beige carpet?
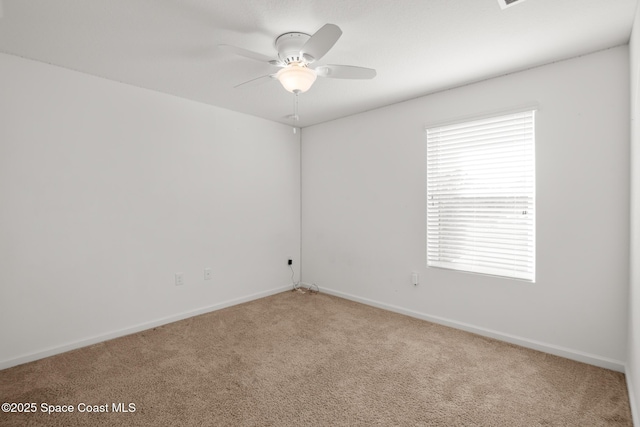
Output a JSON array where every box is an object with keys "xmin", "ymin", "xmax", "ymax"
[{"xmin": 0, "ymin": 290, "xmax": 632, "ymax": 426}]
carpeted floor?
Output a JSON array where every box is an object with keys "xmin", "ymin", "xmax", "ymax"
[{"xmin": 0, "ymin": 290, "xmax": 632, "ymax": 426}]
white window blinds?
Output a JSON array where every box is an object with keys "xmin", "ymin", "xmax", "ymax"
[{"xmin": 426, "ymin": 110, "xmax": 535, "ymax": 281}]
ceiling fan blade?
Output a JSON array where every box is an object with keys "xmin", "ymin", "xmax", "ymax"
[
  {"xmin": 218, "ymin": 44, "xmax": 274, "ymax": 64},
  {"xmin": 233, "ymin": 74, "xmax": 276, "ymax": 89},
  {"xmin": 300, "ymin": 24, "xmax": 342, "ymax": 63},
  {"xmin": 315, "ymin": 65, "xmax": 377, "ymax": 79}
]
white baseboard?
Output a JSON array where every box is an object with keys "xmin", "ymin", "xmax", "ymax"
[
  {"xmin": 0, "ymin": 285, "xmax": 290, "ymax": 371},
  {"xmin": 321, "ymin": 287, "xmax": 626, "ymax": 373},
  {"xmin": 627, "ymin": 364, "xmax": 639, "ymax": 426},
  {"xmin": 3, "ymin": 284, "xmax": 627, "ymax": 375}
]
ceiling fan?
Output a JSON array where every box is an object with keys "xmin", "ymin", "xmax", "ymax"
[{"xmin": 219, "ymin": 24, "xmax": 376, "ymax": 94}]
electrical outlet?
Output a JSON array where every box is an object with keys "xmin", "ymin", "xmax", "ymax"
[
  {"xmin": 204, "ymin": 268, "xmax": 212, "ymax": 280},
  {"xmin": 175, "ymin": 272, "xmax": 184, "ymax": 286}
]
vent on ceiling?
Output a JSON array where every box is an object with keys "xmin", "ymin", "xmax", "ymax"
[{"xmin": 498, "ymin": 0, "xmax": 527, "ymax": 9}]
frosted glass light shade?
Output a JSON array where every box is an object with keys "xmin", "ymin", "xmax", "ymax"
[{"xmin": 276, "ymin": 64, "xmax": 317, "ymax": 93}]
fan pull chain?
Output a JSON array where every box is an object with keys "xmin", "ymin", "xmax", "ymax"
[{"xmin": 292, "ymin": 92, "xmax": 299, "ymax": 134}]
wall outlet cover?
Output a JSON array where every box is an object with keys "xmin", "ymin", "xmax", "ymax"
[{"xmin": 175, "ymin": 272, "xmax": 184, "ymax": 286}]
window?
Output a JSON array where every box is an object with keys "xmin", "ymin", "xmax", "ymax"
[{"xmin": 426, "ymin": 110, "xmax": 535, "ymax": 281}]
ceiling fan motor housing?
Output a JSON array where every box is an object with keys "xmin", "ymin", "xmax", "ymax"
[{"xmin": 275, "ymin": 32, "xmax": 311, "ymax": 64}]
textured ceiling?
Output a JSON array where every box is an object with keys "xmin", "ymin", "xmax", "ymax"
[{"xmin": 0, "ymin": 0, "xmax": 637, "ymax": 127}]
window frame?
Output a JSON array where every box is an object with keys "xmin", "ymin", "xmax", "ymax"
[{"xmin": 425, "ymin": 108, "xmax": 536, "ymax": 282}]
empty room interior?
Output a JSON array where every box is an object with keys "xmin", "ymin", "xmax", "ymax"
[{"xmin": 2, "ymin": 0, "xmax": 640, "ymax": 425}]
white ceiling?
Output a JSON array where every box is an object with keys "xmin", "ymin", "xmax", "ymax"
[{"xmin": 0, "ymin": 0, "xmax": 637, "ymax": 127}]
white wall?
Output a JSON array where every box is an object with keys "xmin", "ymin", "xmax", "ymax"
[
  {"xmin": 302, "ymin": 46, "xmax": 630, "ymax": 370},
  {"xmin": 0, "ymin": 53, "xmax": 300, "ymax": 368},
  {"xmin": 628, "ymin": 1, "xmax": 640, "ymax": 423}
]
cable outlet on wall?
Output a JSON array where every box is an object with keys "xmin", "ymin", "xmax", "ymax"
[
  {"xmin": 204, "ymin": 268, "xmax": 212, "ymax": 280},
  {"xmin": 175, "ymin": 272, "xmax": 184, "ymax": 286},
  {"xmin": 287, "ymin": 258, "xmax": 292, "ymax": 266}
]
